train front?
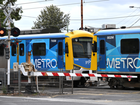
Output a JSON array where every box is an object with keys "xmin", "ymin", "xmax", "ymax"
[{"xmin": 65, "ymin": 30, "xmax": 97, "ymax": 85}]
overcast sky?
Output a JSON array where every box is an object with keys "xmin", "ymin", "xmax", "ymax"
[{"xmin": 14, "ymin": 0, "xmax": 140, "ymax": 31}]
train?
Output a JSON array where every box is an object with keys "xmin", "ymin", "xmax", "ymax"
[
  {"xmin": 1, "ymin": 27, "xmax": 140, "ymax": 89},
  {"xmin": 94, "ymin": 28, "xmax": 140, "ymax": 88},
  {"xmin": 0, "ymin": 30, "xmax": 97, "ymax": 87}
]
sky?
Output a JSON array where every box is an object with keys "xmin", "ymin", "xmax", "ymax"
[{"xmin": 13, "ymin": 0, "xmax": 140, "ymax": 32}]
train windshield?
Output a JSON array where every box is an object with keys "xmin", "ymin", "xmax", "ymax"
[{"xmin": 72, "ymin": 37, "xmax": 92, "ymax": 58}]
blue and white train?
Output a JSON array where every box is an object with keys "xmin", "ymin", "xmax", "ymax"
[
  {"xmin": 0, "ymin": 30, "xmax": 97, "ymax": 87},
  {"xmin": 94, "ymin": 28, "xmax": 140, "ymax": 88}
]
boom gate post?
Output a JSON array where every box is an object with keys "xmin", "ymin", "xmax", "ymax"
[
  {"xmin": 18, "ymin": 68, "xmax": 21, "ymax": 94},
  {"xmin": 72, "ymin": 69, "xmax": 73, "ymax": 94},
  {"xmin": 59, "ymin": 69, "xmax": 63, "ymax": 94}
]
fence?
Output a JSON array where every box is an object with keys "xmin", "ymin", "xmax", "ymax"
[{"xmin": 0, "ymin": 68, "xmax": 73, "ymax": 94}]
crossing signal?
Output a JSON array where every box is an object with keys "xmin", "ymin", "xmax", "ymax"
[
  {"xmin": 10, "ymin": 42, "xmax": 16, "ymax": 46},
  {"xmin": 11, "ymin": 27, "xmax": 20, "ymax": 37},
  {"xmin": 10, "ymin": 40, "xmax": 21, "ymax": 46},
  {"xmin": 0, "ymin": 28, "xmax": 7, "ymax": 37},
  {"xmin": 10, "ymin": 42, "xmax": 18, "ymax": 46},
  {"xmin": 0, "ymin": 43, "xmax": 7, "ymax": 48},
  {"xmin": 5, "ymin": 47, "xmax": 9, "ymax": 59}
]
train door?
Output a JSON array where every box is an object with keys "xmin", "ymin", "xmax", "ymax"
[
  {"xmin": 10, "ymin": 40, "xmax": 26, "ymax": 69},
  {"xmin": 99, "ymin": 38, "xmax": 106, "ymax": 69},
  {"xmin": 58, "ymin": 39, "xmax": 64, "ymax": 69},
  {"xmin": 19, "ymin": 40, "xmax": 26, "ymax": 64}
]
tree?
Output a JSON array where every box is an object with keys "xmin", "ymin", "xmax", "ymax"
[
  {"xmin": 32, "ymin": 5, "xmax": 70, "ymax": 32},
  {"xmin": 0, "ymin": 0, "xmax": 23, "ymax": 27}
]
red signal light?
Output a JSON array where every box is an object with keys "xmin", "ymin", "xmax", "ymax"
[
  {"xmin": 10, "ymin": 41, "xmax": 19, "ymax": 46},
  {"xmin": 2, "ymin": 44, "xmax": 5, "ymax": 47},
  {"xmin": 11, "ymin": 27, "xmax": 20, "ymax": 37},
  {"xmin": 0, "ymin": 43, "xmax": 6, "ymax": 48},
  {"xmin": 0, "ymin": 28, "xmax": 7, "ymax": 37},
  {"xmin": 0, "ymin": 30, "xmax": 4, "ymax": 34},
  {"xmin": 14, "ymin": 31, "xmax": 18, "ymax": 35}
]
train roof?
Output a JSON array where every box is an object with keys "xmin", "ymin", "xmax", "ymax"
[
  {"xmin": 0, "ymin": 33, "xmax": 68, "ymax": 40},
  {"xmin": 94, "ymin": 28, "xmax": 140, "ymax": 36}
]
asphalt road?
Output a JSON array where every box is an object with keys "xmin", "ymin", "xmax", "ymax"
[{"xmin": 0, "ymin": 85, "xmax": 140, "ymax": 105}]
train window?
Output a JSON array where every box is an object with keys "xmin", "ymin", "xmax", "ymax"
[
  {"xmin": 100, "ymin": 40, "xmax": 105, "ymax": 54},
  {"xmin": 19, "ymin": 44, "xmax": 24, "ymax": 56},
  {"xmin": 58, "ymin": 42, "xmax": 63, "ymax": 55},
  {"xmin": 33, "ymin": 43, "xmax": 46, "ymax": 56},
  {"xmin": 0, "ymin": 45, "xmax": 4, "ymax": 56},
  {"xmin": 12, "ymin": 44, "xmax": 16, "ymax": 56},
  {"xmin": 72, "ymin": 37, "xmax": 92, "ymax": 58},
  {"xmin": 92, "ymin": 41, "xmax": 97, "ymax": 52},
  {"xmin": 121, "ymin": 39, "xmax": 139, "ymax": 54}
]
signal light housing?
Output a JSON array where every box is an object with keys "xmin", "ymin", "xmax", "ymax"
[
  {"xmin": 0, "ymin": 28, "xmax": 7, "ymax": 37},
  {"xmin": 1, "ymin": 43, "xmax": 7, "ymax": 48},
  {"xmin": 11, "ymin": 27, "xmax": 20, "ymax": 37},
  {"xmin": 10, "ymin": 42, "xmax": 17, "ymax": 46},
  {"xmin": 5, "ymin": 47, "xmax": 9, "ymax": 59},
  {"xmin": 10, "ymin": 40, "xmax": 21, "ymax": 46}
]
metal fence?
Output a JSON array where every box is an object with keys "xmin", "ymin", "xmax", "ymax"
[{"xmin": 0, "ymin": 68, "xmax": 73, "ymax": 94}]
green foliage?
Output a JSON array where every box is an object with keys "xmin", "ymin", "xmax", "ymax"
[
  {"xmin": 0, "ymin": 0, "xmax": 23, "ymax": 27},
  {"xmin": 11, "ymin": 7, "xmax": 23, "ymax": 21},
  {"xmin": 32, "ymin": 5, "xmax": 70, "ymax": 31},
  {"xmin": 0, "ymin": 0, "xmax": 5, "ymax": 4},
  {"xmin": 4, "ymin": 0, "xmax": 17, "ymax": 5}
]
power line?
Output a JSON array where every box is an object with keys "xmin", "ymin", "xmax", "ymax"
[
  {"xmin": 71, "ymin": 14, "xmax": 140, "ymax": 21},
  {"xmin": 22, "ymin": 0, "xmax": 109, "ymax": 10},
  {"xmin": 22, "ymin": 15, "xmax": 37, "ymax": 18},
  {"xmin": 16, "ymin": 0, "xmax": 53, "ymax": 5},
  {"xmin": 117, "ymin": 8, "xmax": 139, "ymax": 25},
  {"xmin": 22, "ymin": 14, "xmax": 140, "ymax": 20},
  {"xmin": 126, "ymin": 10, "xmax": 140, "ymax": 26},
  {"xmin": 129, "ymin": 17, "xmax": 140, "ymax": 27}
]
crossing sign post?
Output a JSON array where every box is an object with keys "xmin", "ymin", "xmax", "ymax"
[
  {"xmin": 2, "ymin": 3, "xmax": 13, "ymax": 88},
  {"xmin": 0, "ymin": 2, "xmax": 21, "ymax": 92}
]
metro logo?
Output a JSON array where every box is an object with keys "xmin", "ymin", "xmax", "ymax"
[
  {"xmin": 35, "ymin": 59, "xmax": 57, "ymax": 69},
  {"xmin": 107, "ymin": 58, "xmax": 140, "ymax": 69}
]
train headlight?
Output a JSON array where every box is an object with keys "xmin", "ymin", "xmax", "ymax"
[{"xmin": 74, "ymin": 65, "xmax": 81, "ymax": 70}]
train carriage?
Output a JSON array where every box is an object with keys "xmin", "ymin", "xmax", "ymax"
[
  {"xmin": 0, "ymin": 30, "xmax": 97, "ymax": 87},
  {"xmin": 94, "ymin": 28, "xmax": 140, "ymax": 88}
]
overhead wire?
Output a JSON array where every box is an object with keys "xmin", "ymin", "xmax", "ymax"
[
  {"xmin": 22, "ymin": 14, "xmax": 140, "ymax": 20},
  {"xmin": 16, "ymin": 0, "xmax": 53, "ymax": 5},
  {"xmin": 22, "ymin": 0, "xmax": 109, "ymax": 10},
  {"xmin": 17, "ymin": 0, "xmax": 140, "ymax": 28},
  {"xmin": 117, "ymin": 9, "xmax": 140, "ymax": 27},
  {"xmin": 129, "ymin": 17, "xmax": 140, "ymax": 27},
  {"xmin": 19, "ymin": 0, "xmax": 140, "ymax": 28},
  {"xmin": 126, "ymin": 14, "xmax": 140, "ymax": 26},
  {"xmin": 71, "ymin": 14, "xmax": 140, "ymax": 21},
  {"xmin": 117, "ymin": 8, "xmax": 139, "ymax": 25},
  {"xmin": 127, "ymin": 9, "xmax": 140, "ymax": 27}
]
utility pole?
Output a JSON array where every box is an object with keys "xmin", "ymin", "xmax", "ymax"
[{"xmin": 81, "ymin": 0, "xmax": 83, "ymax": 30}]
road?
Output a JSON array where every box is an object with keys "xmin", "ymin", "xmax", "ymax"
[{"xmin": 0, "ymin": 85, "xmax": 140, "ymax": 105}]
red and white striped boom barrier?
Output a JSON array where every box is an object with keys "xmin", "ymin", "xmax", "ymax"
[
  {"xmin": 19, "ymin": 65, "xmax": 137, "ymax": 78},
  {"xmin": 40, "ymin": 72, "xmax": 137, "ymax": 78}
]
